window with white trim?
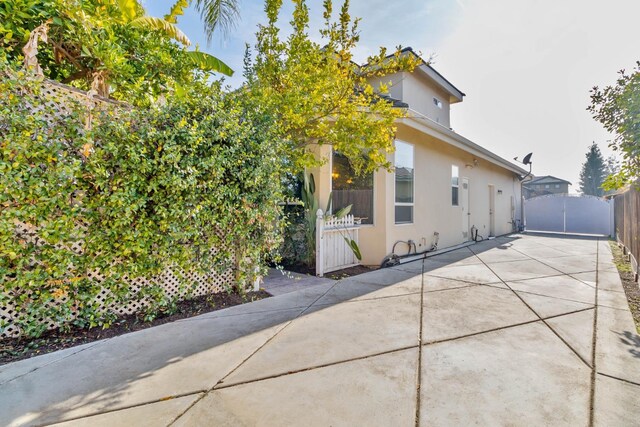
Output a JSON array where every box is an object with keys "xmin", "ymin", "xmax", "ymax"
[
  {"xmin": 395, "ymin": 141, "xmax": 414, "ymax": 224},
  {"xmin": 451, "ymin": 165, "xmax": 459, "ymax": 206}
]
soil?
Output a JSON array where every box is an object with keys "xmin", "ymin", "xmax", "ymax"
[
  {"xmin": 326, "ymin": 264, "xmax": 378, "ymax": 280},
  {"xmin": 278, "ymin": 262, "xmax": 315, "ymax": 276},
  {"xmin": 0, "ymin": 290, "xmax": 270, "ymax": 365},
  {"xmin": 275, "ymin": 262, "xmax": 378, "ymax": 279},
  {"xmin": 609, "ymin": 241, "xmax": 640, "ymax": 333}
]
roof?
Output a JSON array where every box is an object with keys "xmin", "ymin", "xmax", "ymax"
[
  {"xmin": 525, "ymin": 175, "xmax": 572, "ymax": 185},
  {"xmin": 401, "ymin": 111, "xmax": 528, "ymax": 176},
  {"xmin": 375, "ymin": 93, "xmax": 409, "ymax": 108},
  {"xmin": 399, "ymin": 47, "xmax": 465, "ymax": 104},
  {"xmin": 366, "ymin": 47, "xmax": 465, "ymax": 104}
]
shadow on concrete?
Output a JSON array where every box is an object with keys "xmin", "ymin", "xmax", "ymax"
[
  {"xmin": 618, "ymin": 330, "xmax": 640, "ymax": 359},
  {"xmin": 0, "ymin": 233, "xmax": 600, "ymax": 426}
]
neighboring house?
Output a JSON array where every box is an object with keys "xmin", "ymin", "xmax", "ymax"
[
  {"xmin": 310, "ymin": 48, "xmax": 528, "ymax": 266},
  {"xmin": 523, "ymin": 175, "xmax": 571, "ymax": 199}
]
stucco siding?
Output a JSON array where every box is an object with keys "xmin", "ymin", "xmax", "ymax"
[
  {"xmin": 400, "ymin": 72, "xmax": 452, "ymax": 128},
  {"xmin": 380, "ymin": 124, "xmax": 520, "ymax": 263},
  {"xmin": 354, "ymin": 124, "xmax": 521, "ymax": 265}
]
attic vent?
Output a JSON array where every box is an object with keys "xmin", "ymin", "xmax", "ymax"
[{"xmin": 433, "ymin": 97, "xmax": 443, "ymax": 109}]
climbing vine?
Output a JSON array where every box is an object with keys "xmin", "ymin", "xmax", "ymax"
[{"xmin": 0, "ymin": 65, "xmax": 285, "ymax": 337}]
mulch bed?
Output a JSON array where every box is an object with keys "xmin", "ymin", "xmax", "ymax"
[
  {"xmin": 0, "ymin": 290, "xmax": 270, "ymax": 365},
  {"xmin": 609, "ymin": 242, "xmax": 640, "ymax": 333}
]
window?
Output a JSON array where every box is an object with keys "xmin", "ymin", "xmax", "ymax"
[
  {"xmin": 395, "ymin": 141, "xmax": 414, "ymax": 224},
  {"xmin": 332, "ymin": 151, "xmax": 374, "ymax": 224},
  {"xmin": 545, "ymin": 184, "xmax": 550, "ymax": 189},
  {"xmin": 433, "ymin": 97, "xmax": 443, "ymax": 109},
  {"xmin": 554, "ymin": 184, "xmax": 560, "ymax": 189},
  {"xmin": 451, "ymin": 165, "xmax": 459, "ymax": 206}
]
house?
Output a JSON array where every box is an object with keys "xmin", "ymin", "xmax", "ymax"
[
  {"xmin": 310, "ymin": 48, "xmax": 528, "ymax": 266},
  {"xmin": 523, "ymin": 175, "xmax": 572, "ymax": 198}
]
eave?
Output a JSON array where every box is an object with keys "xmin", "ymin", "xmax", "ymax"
[{"xmin": 400, "ymin": 111, "xmax": 528, "ymax": 176}]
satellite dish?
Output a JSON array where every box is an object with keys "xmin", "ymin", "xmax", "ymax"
[{"xmin": 522, "ymin": 152, "xmax": 533, "ymax": 165}]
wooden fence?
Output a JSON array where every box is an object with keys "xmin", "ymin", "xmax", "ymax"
[
  {"xmin": 332, "ymin": 190, "xmax": 373, "ymax": 225},
  {"xmin": 613, "ymin": 183, "xmax": 640, "ymax": 281},
  {"xmin": 315, "ymin": 209, "xmax": 361, "ymax": 277}
]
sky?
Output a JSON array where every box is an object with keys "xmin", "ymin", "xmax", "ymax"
[{"xmin": 146, "ymin": 0, "xmax": 640, "ymax": 191}]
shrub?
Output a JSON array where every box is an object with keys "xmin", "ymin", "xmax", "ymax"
[{"xmin": 0, "ymin": 66, "xmax": 285, "ymax": 337}]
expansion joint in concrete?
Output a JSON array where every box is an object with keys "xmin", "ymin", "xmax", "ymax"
[
  {"xmin": 414, "ymin": 256, "xmax": 426, "ymax": 427},
  {"xmin": 588, "ymin": 239, "xmax": 600, "ymax": 427},
  {"xmin": 468, "ymin": 246, "xmax": 594, "ymax": 370},
  {"xmin": 168, "ymin": 281, "xmax": 342, "ymax": 426}
]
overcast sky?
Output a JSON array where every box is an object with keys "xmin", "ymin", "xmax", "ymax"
[{"xmin": 146, "ymin": 0, "xmax": 640, "ymax": 191}]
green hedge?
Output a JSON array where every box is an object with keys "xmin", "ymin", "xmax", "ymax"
[{"xmin": 0, "ymin": 67, "xmax": 285, "ymax": 337}]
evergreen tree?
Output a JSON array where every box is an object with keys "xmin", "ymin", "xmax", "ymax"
[{"xmin": 579, "ymin": 142, "xmax": 607, "ymax": 196}]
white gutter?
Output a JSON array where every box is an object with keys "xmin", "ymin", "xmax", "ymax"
[{"xmin": 401, "ymin": 110, "xmax": 528, "ymax": 176}]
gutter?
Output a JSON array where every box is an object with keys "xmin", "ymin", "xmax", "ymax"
[
  {"xmin": 401, "ymin": 111, "xmax": 528, "ymax": 176},
  {"xmin": 520, "ymin": 174, "xmax": 534, "ymax": 230}
]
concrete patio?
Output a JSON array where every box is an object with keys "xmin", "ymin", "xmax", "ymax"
[{"xmin": 1, "ymin": 234, "xmax": 639, "ymax": 426}]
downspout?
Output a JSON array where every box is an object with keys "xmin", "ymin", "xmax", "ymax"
[{"xmin": 518, "ymin": 163, "xmax": 534, "ymax": 231}]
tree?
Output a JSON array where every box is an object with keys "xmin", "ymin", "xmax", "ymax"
[
  {"xmin": 240, "ymin": 0, "xmax": 420, "ymax": 175},
  {"xmin": 605, "ymin": 154, "xmax": 620, "ymax": 177},
  {"xmin": 579, "ymin": 142, "xmax": 607, "ymax": 196},
  {"xmin": 193, "ymin": 0, "xmax": 240, "ymax": 42},
  {"xmin": 0, "ymin": 0, "xmax": 233, "ymax": 101},
  {"xmin": 588, "ymin": 61, "xmax": 640, "ymax": 190}
]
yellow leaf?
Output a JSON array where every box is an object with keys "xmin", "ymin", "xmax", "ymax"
[{"xmin": 81, "ymin": 143, "xmax": 93, "ymax": 158}]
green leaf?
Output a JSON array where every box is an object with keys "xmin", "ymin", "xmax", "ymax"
[
  {"xmin": 343, "ymin": 237, "xmax": 362, "ymax": 260},
  {"xmin": 117, "ymin": 0, "xmax": 139, "ymax": 22},
  {"xmin": 129, "ymin": 17, "xmax": 191, "ymax": 46},
  {"xmin": 334, "ymin": 204, "xmax": 351, "ymax": 219},
  {"xmin": 325, "ymin": 191, "xmax": 332, "ymax": 213},
  {"xmin": 184, "ymin": 51, "xmax": 234, "ymax": 76},
  {"xmin": 192, "ymin": 0, "xmax": 241, "ymax": 42}
]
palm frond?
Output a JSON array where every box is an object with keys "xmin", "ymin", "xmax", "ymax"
[
  {"xmin": 165, "ymin": 0, "xmax": 189, "ymax": 24},
  {"xmin": 185, "ymin": 51, "xmax": 233, "ymax": 76},
  {"xmin": 193, "ymin": 0, "xmax": 240, "ymax": 42},
  {"xmin": 129, "ymin": 17, "xmax": 191, "ymax": 46}
]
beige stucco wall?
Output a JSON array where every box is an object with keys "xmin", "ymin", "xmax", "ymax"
[
  {"xmin": 323, "ymin": 123, "xmax": 521, "ymax": 266},
  {"xmin": 399, "ymin": 72, "xmax": 452, "ymax": 128},
  {"xmin": 370, "ymin": 72, "xmax": 452, "ymax": 128}
]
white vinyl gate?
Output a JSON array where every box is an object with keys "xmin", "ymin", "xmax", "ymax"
[
  {"xmin": 524, "ymin": 194, "xmax": 614, "ymax": 237},
  {"xmin": 316, "ymin": 209, "xmax": 361, "ymax": 277}
]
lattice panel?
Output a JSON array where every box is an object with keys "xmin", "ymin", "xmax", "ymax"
[
  {"xmin": 0, "ymin": 240, "xmax": 234, "ymax": 338},
  {"xmin": 0, "ymin": 82, "xmax": 236, "ymax": 339}
]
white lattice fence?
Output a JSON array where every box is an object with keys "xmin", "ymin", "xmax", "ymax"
[
  {"xmin": 0, "ymin": 222, "xmax": 235, "ymax": 338},
  {"xmin": 0, "ymin": 82, "xmax": 239, "ymax": 338},
  {"xmin": 315, "ymin": 209, "xmax": 361, "ymax": 277}
]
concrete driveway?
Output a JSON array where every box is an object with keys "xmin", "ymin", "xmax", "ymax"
[{"xmin": 1, "ymin": 234, "xmax": 639, "ymax": 426}]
